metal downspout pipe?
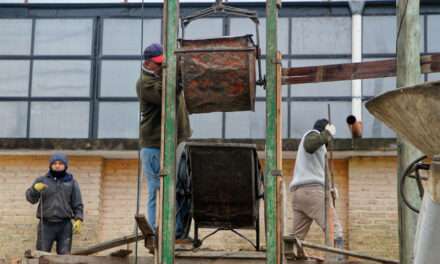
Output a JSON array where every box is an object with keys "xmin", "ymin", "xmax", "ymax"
[{"xmin": 349, "ymin": 1, "xmax": 365, "ymax": 137}]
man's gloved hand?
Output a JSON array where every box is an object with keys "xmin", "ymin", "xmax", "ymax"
[
  {"xmin": 33, "ymin": 182, "xmax": 48, "ymax": 192},
  {"xmin": 325, "ymin": 124, "xmax": 336, "ymax": 137},
  {"xmin": 73, "ymin": 219, "xmax": 82, "ymax": 234}
]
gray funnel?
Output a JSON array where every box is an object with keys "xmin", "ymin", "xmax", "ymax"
[{"xmin": 366, "ymin": 80, "xmax": 440, "ymax": 156}]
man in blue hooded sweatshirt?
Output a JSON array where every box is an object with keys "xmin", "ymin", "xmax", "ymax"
[{"xmin": 26, "ymin": 153, "xmax": 83, "ymax": 254}]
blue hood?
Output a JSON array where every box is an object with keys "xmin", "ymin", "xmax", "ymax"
[{"xmin": 49, "ymin": 153, "xmax": 69, "ymax": 168}]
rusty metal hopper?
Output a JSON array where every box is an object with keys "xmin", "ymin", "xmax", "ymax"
[
  {"xmin": 365, "ymin": 80, "xmax": 440, "ymax": 156},
  {"xmin": 177, "ymin": 35, "xmax": 257, "ymax": 114}
]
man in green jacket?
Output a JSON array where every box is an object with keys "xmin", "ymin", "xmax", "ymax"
[{"xmin": 136, "ymin": 43, "xmax": 191, "ymax": 238}]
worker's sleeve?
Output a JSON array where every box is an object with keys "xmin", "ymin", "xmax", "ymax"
[
  {"xmin": 25, "ymin": 179, "xmax": 41, "ymax": 204},
  {"xmin": 71, "ymin": 180, "xmax": 84, "ymax": 221},
  {"xmin": 303, "ymin": 130, "xmax": 333, "ymax": 154},
  {"xmin": 136, "ymin": 75, "xmax": 162, "ymax": 105}
]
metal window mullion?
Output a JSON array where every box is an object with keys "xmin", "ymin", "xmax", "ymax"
[
  {"xmin": 287, "ymin": 16, "xmax": 292, "ymax": 138},
  {"xmin": 26, "ymin": 18, "xmax": 36, "ymax": 139},
  {"xmin": 90, "ymin": 16, "xmax": 101, "ymax": 139}
]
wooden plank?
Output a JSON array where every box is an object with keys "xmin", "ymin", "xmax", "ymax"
[
  {"xmin": 38, "ymin": 255, "xmax": 154, "ymax": 264},
  {"xmin": 283, "ymin": 237, "xmax": 398, "ymax": 264},
  {"xmin": 134, "ymin": 214, "xmax": 156, "ymax": 251},
  {"xmin": 275, "ymin": 51, "xmax": 283, "ymax": 264},
  {"xmin": 135, "ymin": 214, "xmax": 154, "ymax": 237},
  {"xmin": 282, "ymin": 53, "xmax": 440, "ymax": 85},
  {"xmin": 24, "ymin": 249, "xmax": 54, "ymax": 259},
  {"xmin": 109, "ymin": 249, "xmax": 132, "ymax": 258},
  {"xmin": 71, "ymin": 234, "xmax": 144, "ymax": 256}
]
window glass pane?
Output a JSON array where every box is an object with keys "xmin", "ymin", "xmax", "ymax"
[
  {"xmin": 183, "ymin": 18, "xmax": 223, "ymax": 39},
  {"xmin": 290, "ymin": 101, "xmax": 351, "ymax": 138},
  {"xmin": 0, "ymin": 60, "xmax": 29, "ymax": 97},
  {"xmin": 0, "ymin": 102, "xmax": 27, "ymax": 138},
  {"xmin": 225, "ymin": 102, "xmax": 288, "ymax": 139},
  {"xmin": 230, "ymin": 17, "xmax": 289, "ymax": 55},
  {"xmin": 100, "ymin": 60, "xmax": 139, "ymax": 97},
  {"xmin": 32, "ymin": 60, "xmax": 91, "ymax": 97},
  {"xmin": 363, "ymin": 16, "xmax": 396, "ymax": 54},
  {"xmin": 102, "ymin": 19, "xmax": 161, "ymax": 55},
  {"xmin": 190, "ymin": 112, "xmax": 222, "ymax": 139},
  {"xmin": 363, "ymin": 59, "xmax": 424, "ymax": 96},
  {"xmin": 290, "ymin": 59, "xmax": 351, "ymax": 97},
  {"xmin": 256, "ymin": 59, "xmax": 288, "ymax": 98},
  {"xmin": 291, "ymin": 17, "xmax": 351, "ymax": 55},
  {"xmin": 362, "ymin": 103, "xmax": 395, "ymax": 138},
  {"xmin": 362, "ymin": 58, "xmax": 396, "ymax": 97},
  {"xmin": 98, "ymin": 102, "xmax": 139, "ymax": 138},
  {"xmin": 428, "ymin": 15, "xmax": 440, "ymax": 52},
  {"xmin": 363, "ymin": 16, "xmax": 424, "ymax": 54},
  {"xmin": 0, "ymin": 19, "xmax": 32, "ymax": 55},
  {"xmin": 34, "ymin": 19, "xmax": 93, "ymax": 55},
  {"xmin": 30, "ymin": 102, "xmax": 89, "ymax": 138}
]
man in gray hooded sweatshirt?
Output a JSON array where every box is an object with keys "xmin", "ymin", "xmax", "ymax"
[
  {"xmin": 289, "ymin": 119, "xmax": 336, "ymax": 240},
  {"xmin": 26, "ymin": 153, "xmax": 83, "ymax": 254}
]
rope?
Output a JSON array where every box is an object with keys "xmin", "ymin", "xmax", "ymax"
[
  {"xmin": 134, "ymin": 0, "xmax": 146, "ymax": 262},
  {"xmin": 40, "ymin": 190, "xmax": 44, "ymax": 250}
]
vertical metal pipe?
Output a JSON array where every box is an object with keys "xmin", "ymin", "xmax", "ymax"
[
  {"xmin": 396, "ymin": 0, "xmax": 422, "ymax": 263},
  {"xmin": 265, "ymin": 0, "xmax": 279, "ymax": 263},
  {"xmin": 349, "ymin": 1, "xmax": 364, "ymax": 122},
  {"xmin": 162, "ymin": 0, "xmax": 179, "ymax": 263}
]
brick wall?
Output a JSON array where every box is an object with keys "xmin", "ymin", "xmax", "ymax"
[
  {"xmin": 98, "ymin": 159, "xmax": 150, "ymax": 256},
  {"xmin": 348, "ymin": 156, "xmax": 399, "ymax": 259},
  {"xmin": 0, "ymin": 154, "xmax": 400, "ymax": 261}
]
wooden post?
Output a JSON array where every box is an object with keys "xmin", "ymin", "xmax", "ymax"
[
  {"xmin": 275, "ymin": 51, "xmax": 283, "ymax": 264},
  {"xmin": 265, "ymin": 1, "xmax": 280, "ymax": 263},
  {"xmin": 396, "ymin": 1, "xmax": 423, "ymax": 263},
  {"xmin": 161, "ymin": 0, "xmax": 179, "ymax": 263}
]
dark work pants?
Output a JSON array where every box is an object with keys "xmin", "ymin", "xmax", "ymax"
[{"xmin": 36, "ymin": 219, "xmax": 73, "ymax": 254}]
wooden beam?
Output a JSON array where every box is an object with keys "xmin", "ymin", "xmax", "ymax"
[
  {"xmin": 72, "ymin": 234, "xmax": 144, "ymax": 256},
  {"xmin": 282, "ymin": 53, "xmax": 440, "ymax": 85},
  {"xmin": 135, "ymin": 214, "xmax": 156, "ymax": 250},
  {"xmin": 109, "ymin": 249, "xmax": 132, "ymax": 258},
  {"xmin": 38, "ymin": 255, "xmax": 154, "ymax": 264},
  {"xmin": 275, "ymin": 51, "xmax": 283, "ymax": 264},
  {"xmin": 283, "ymin": 237, "xmax": 398, "ymax": 264}
]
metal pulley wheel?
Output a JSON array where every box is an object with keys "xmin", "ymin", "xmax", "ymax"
[{"xmin": 400, "ymin": 155, "xmax": 430, "ymax": 213}]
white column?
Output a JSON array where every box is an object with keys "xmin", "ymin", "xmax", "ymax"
[{"xmin": 349, "ymin": 1, "xmax": 365, "ymax": 121}]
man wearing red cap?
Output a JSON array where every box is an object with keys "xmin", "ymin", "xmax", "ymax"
[{"xmin": 136, "ymin": 43, "xmax": 191, "ymax": 239}]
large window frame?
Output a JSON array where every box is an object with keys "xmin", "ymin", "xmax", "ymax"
[{"xmin": 0, "ymin": 2, "xmax": 438, "ymax": 140}]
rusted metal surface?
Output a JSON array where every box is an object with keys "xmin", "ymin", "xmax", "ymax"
[
  {"xmin": 282, "ymin": 53, "xmax": 440, "ymax": 85},
  {"xmin": 366, "ymin": 80, "xmax": 440, "ymax": 156},
  {"xmin": 177, "ymin": 35, "xmax": 257, "ymax": 113},
  {"xmin": 186, "ymin": 143, "xmax": 262, "ymax": 229}
]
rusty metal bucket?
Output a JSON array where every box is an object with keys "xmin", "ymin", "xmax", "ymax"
[{"xmin": 177, "ymin": 35, "xmax": 257, "ymax": 114}]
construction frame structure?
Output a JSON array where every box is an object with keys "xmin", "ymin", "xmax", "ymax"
[{"xmin": 160, "ymin": 0, "xmax": 282, "ymax": 263}]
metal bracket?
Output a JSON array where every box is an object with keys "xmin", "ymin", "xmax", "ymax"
[
  {"xmin": 271, "ymin": 169, "xmax": 282, "ymax": 177},
  {"xmin": 160, "ymin": 170, "xmax": 168, "ymax": 177}
]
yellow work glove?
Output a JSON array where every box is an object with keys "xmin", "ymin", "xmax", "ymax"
[
  {"xmin": 73, "ymin": 219, "xmax": 82, "ymax": 234},
  {"xmin": 33, "ymin": 182, "xmax": 48, "ymax": 192}
]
